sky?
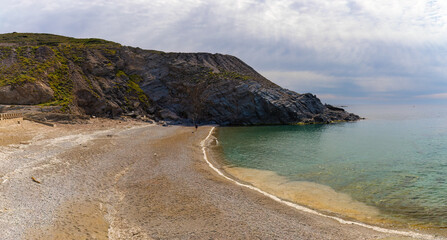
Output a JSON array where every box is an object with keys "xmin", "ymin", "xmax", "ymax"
[{"xmin": 1, "ymin": 0, "xmax": 447, "ymax": 105}]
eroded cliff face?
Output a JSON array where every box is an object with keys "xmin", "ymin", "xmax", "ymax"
[{"xmin": 0, "ymin": 33, "xmax": 359, "ymax": 125}]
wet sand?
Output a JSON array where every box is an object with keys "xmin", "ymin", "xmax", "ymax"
[
  {"xmin": 0, "ymin": 120, "xmax": 431, "ymax": 239},
  {"xmin": 223, "ymin": 167, "xmax": 384, "ymax": 224}
]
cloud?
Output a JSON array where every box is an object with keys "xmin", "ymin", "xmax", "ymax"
[
  {"xmin": 1, "ymin": 0, "xmax": 447, "ymax": 103},
  {"xmin": 314, "ymin": 94, "xmax": 375, "ymax": 104},
  {"xmin": 417, "ymin": 92, "xmax": 447, "ymax": 99},
  {"xmin": 351, "ymin": 76, "xmax": 424, "ymax": 93},
  {"xmin": 260, "ymin": 71, "xmax": 337, "ymax": 91}
]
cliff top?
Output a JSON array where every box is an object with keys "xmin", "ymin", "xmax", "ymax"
[{"xmin": 0, "ymin": 32, "xmax": 120, "ymax": 47}]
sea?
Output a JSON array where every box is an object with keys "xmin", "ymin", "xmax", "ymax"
[{"xmin": 215, "ymin": 104, "xmax": 447, "ymax": 236}]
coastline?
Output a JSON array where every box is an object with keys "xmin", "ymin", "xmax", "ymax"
[
  {"xmin": 204, "ymin": 127, "xmax": 442, "ymax": 240},
  {"xmin": 0, "ymin": 120, "xmax": 438, "ymax": 239}
]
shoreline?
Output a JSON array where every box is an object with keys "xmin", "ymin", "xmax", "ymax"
[
  {"xmin": 0, "ymin": 120, "xmax": 441, "ymax": 239},
  {"xmin": 202, "ymin": 127, "xmax": 439, "ymax": 240}
]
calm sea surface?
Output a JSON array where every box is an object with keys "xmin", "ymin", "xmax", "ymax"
[{"xmin": 216, "ymin": 105, "xmax": 447, "ymax": 232}]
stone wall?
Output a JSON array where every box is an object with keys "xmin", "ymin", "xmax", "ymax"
[{"xmin": 0, "ymin": 113, "xmax": 23, "ymax": 126}]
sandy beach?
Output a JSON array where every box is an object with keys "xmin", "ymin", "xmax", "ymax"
[{"xmin": 0, "ymin": 119, "xmax": 425, "ymax": 239}]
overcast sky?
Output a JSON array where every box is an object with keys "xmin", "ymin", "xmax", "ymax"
[{"xmin": 1, "ymin": 0, "xmax": 447, "ymax": 104}]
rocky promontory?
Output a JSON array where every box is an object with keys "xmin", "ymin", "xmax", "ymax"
[{"xmin": 0, "ymin": 33, "xmax": 359, "ymax": 125}]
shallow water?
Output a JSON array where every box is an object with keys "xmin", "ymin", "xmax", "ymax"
[{"xmin": 216, "ymin": 105, "xmax": 447, "ymax": 232}]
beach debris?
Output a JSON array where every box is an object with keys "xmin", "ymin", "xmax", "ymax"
[{"xmin": 31, "ymin": 176, "xmax": 41, "ymax": 184}]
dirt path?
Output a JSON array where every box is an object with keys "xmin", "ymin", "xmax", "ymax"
[{"xmin": 0, "ymin": 120, "xmax": 413, "ymax": 239}]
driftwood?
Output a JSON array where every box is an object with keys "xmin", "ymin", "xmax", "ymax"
[{"xmin": 31, "ymin": 177, "xmax": 41, "ymax": 184}]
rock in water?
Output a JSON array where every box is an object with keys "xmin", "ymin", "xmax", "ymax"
[{"xmin": 0, "ymin": 33, "xmax": 359, "ymax": 125}]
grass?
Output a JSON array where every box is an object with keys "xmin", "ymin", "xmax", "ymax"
[
  {"xmin": 114, "ymin": 70, "xmax": 150, "ymax": 109},
  {"xmin": 0, "ymin": 46, "xmax": 56, "ymax": 87},
  {"xmin": 127, "ymin": 79, "xmax": 149, "ymax": 105},
  {"xmin": 0, "ymin": 32, "xmax": 120, "ymax": 47},
  {"xmin": 0, "ymin": 33, "xmax": 129, "ymax": 111},
  {"xmin": 116, "ymin": 70, "xmax": 127, "ymax": 78},
  {"xmin": 0, "ymin": 33, "xmax": 123, "ymax": 111}
]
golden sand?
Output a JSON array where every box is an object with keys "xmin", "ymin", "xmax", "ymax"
[{"xmin": 225, "ymin": 167, "xmax": 394, "ymax": 227}]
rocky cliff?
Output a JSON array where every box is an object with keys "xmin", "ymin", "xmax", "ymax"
[{"xmin": 0, "ymin": 33, "xmax": 359, "ymax": 125}]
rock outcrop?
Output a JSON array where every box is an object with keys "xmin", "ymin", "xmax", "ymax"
[
  {"xmin": 0, "ymin": 82, "xmax": 54, "ymax": 105},
  {"xmin": 0, "ymin": 33, "xmax": 359, "ymax": 125}
]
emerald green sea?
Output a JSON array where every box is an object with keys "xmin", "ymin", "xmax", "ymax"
[{"xmin": 216, "ymin": 105, "xmax": 447, "ymax": 233}]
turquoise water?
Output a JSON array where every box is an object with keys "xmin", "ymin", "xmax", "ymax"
[{"xmin": 217, "ymin": 105, "xmax": 447, "ymax": 230}]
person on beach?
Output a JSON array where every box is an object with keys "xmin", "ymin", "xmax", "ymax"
[{"xmin": 195, "ymin": 123, "xmax": 198, "ymax": 131}]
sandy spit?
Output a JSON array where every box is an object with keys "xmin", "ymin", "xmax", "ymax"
[{"xmin": 0, "ymin": 119, "xmax": 425, "ymax": 239}]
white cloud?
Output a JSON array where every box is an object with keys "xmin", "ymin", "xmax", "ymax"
[
  {"xmin": 3, "ymin": 0, "xmax": 447, "ymax": 49},
  {"xmin": 352, "ymin": 76, "xmax": 424, "ymax": 93},
  {"xmin": 1, "ymin": 0, "xmax": 447, "ymax": 102},
  {"xmin": 260, "ymin": 71, "xmax": 337, "ymax": 90},
  {"xmin": 417, "ymin": 92, "xmax": 447, "ymax": 99},
  {"xmin": 315, "ymin": 93, "xmax": 374, "ymax": 103}
]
